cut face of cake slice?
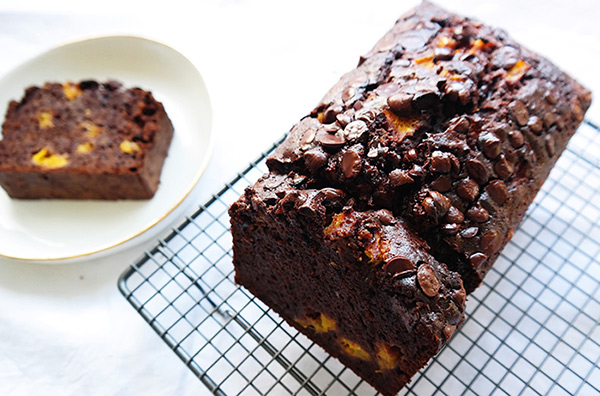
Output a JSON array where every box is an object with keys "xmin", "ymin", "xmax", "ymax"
[{"xmin": 0, "ymin": 80, "xmax": 174, "ymax": 199}]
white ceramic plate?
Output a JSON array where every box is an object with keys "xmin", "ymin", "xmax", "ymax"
[{"xmin": 0, "ymin": 36, "xmax": 212, "ymax": 262}]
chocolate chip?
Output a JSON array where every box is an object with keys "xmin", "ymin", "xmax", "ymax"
[
  {"xmin": 336, "ymin": 113, "xmax": 352, "ymax": 128},
  {"xmin": 408, "ymin": 164, "xmax": 425, "ymax": 178},
  {"xmin": 344, "ymin": 120, "xmax": 368, "ymax": 141},
  {"xmin": 300, "ymin": 128, "xmax": 317, "ymax": 150},
  {"xmin": 465, "ymin": 159, "xmax": 489, "ymax": 184},
  {"xmin": 467, "ymin": 204, "xmax": 490, "ymax": 222},
  {"xmin": 457, "ymin": 178, "xmax": 480, "ymax": 202},
  {"xmin": 486, "ymin": 180, "xmax": 509, "ymax": 205},
  {"xmin": 417, "ymin": 263, "xmax": 441, "ymax": 297},
  {"xmin": 280, "ymin": 190, "xmax": 307, "ymax": 209},
  {"xmin": 545, "ymin": 90, "xmax": 558, "ymax": 105},
  {"xmin": 341, "ymin": 149, "xmax": 362, "ymax": 178},
  {"xmin": 444, "ymin": 324, "xmax": 457, "ymax": 340},
  {"xmin": 528, "ymin": 115, "xmax": 543, "ymax": 135},
  {"xmin": 353, "ymin": 100, "xmax": 364, "ymax": 110},
  {"xmin": 491, "ymin": 46, "xmax": 519, "ymax": 69},
  {"xmin": 469, "ymin": 252, "xmax": 488, "ymax": 269},
  {"xmin": 342, "ymin": 87, "xmax": 356, "ymax": 103},
  {"xmin": 494, "ymin": 155, "xmax": 514, "ymax": 179},
  {"xmin": 478, "ymin": 132, "xmax": 502, "ymax": 159},
  {"xmin": 304, "ymin": 148, "xmax": 328, "ymax": 172},
  {"xmin": 509, "ymin": 100, "xmax": 529, "ymax": 126},
  {"xmin": 453, "ymin": 116, "xmax": 470, "ymax": 133},
  {"xmin": 422, "ymin": 190, "xmax": 451, "ymax": 219},
  {"xmin": 508, "ymin": 130, "xmax": 524, "ymax": 148},
  {"xmin": 445, "ymin": 206, "xmax": 465, "ymax": 224},
  {"xmin": 445, "ymin": 81, "xmax": 471, "ymax": 105},
  {"xmin": 572, "ymin": 103, "xmax": 584, "ymax": 122},
  {"xmin": 431, "ymin": 176, "xmax": 451, "ymax": 192},
  {"xmin": 398, "ymin": 29, "xmax": 436, "ymax": 50},
  {"xmin": 323, "ymin": 123, "xmax": 341, "ymax": 134},
  {"xmin": 384, "ymin": 256, "xmax": 415, "ymax": 276},
  {"xmin": 449, "ymin": 154, "xmax": 461, "ymax": 172},
  {"xmin": 390, "ymin": 169, "xmax": 414, "ymax": 187},
  {"xmin": 316, "ymin": 130, "xmax": 345, "ymax": 150},
  {"xmin": 461, "ymin": 226, "xmax": 479, "ymax": 239},
  {"xmin": 481, "ymin": 229, "xmax": 503, "ymax": 255},
  {"xmin": 546, "ymin": 135, "xmax": 556, "ymax": 157},
  {"xmin": 454, "ymin": 286, "xmax": 466, "ymax": 306},
  {"xmin": 441, "ymin": 223, "xmax": 460, "ymax": 235},
  {"xmin": 388, "ymin": 92, "xmax": 414, "ymax": 115},
  {"xmin": 413, "ymin": 89, "xmax": 439, "ymax": 111},
  {"xmin": 434, "ymin": 46, "xmax": 453, "ymax": 61},
  {"xmin": 431, "ymin": 151, "xmax": 452, "ymax": 173},
  {"xmin": 543, "ymin": 113, "xmax": 556, "ymax": 129},
  {"xmin": 377, "ymin": 209, "xmax": 395, "ymax": 225},
  {"xmin": 323, "ymin": 106, "xmax": 342, "ymax": 124}
]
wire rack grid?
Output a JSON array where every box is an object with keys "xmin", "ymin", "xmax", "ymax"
[{"xmin": 118, "ymin": 120, "xmax": 600, "ymax": 396}]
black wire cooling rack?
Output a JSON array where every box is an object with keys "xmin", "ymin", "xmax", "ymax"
[{"xmin": 118, "ymin": 120, "xmax": 600, "ymax": 396}]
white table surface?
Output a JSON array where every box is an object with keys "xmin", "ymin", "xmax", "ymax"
[{"xmin": 0, "ymin": 1, "xmax": 597, "ymax": 395}]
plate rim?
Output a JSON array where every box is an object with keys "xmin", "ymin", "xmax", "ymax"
[{"xmin": 0, "ymin": 34, "xmax": 213, "ymax": 263}]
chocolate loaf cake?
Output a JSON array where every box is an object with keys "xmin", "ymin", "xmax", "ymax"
[
  {"xmin": 0, "ymin": 80, "xmax": 174, "ymax": 199},
  {"xmin": 230, "ymin": 2, "xmax": 591, "ymax": 395}
]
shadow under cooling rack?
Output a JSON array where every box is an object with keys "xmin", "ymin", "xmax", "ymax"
[{"xmin": 118, "ymin": 120, "xmax": 600, "ymax": 396}]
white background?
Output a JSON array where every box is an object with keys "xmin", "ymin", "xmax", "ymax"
[{"xmin": 0, "ymin": 1, "xmax": 598, "ymax": 395}]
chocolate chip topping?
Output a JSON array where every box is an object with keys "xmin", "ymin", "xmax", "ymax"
[
  {"xmin": 510, "ymin": 100, "xmax": 529, "ymax": 126},
  {"xmin": 376, "ymin": 209, "xmax": 395, "ymax": 225},
  {"xmin": 481, "ymin": 229, "xmax": 503, "ymax": 255},
  {"xmin": 422, "ymin": 190, "xmax": 451, "ymax": 220},
  {"xmin": 342, "ymin": 149, "xmax": 362, "ymax": 178},
  {"xmin": 390, "ymin": 169, "xmax": 414, "ymax": 187},
  {"xmin": 413, "ymin": 88, "xmax": 439, "ymax": 111},
  {"xmin": 528, "ymin": 115, "xmax": 543, "ymax": 135},
  {"xmin": 388, "ymin": 92, "xmax": 414, "ymax": 115},
  {"xmin": 300, "ymin": 128, "xmax": 317, "ymax": 150},
  {"xmin": 417, "ymin": 263, "xmax": 441, "ymax": 297},
  {"xmin": 336, "ymin": 113, "xmax": 352, "ymax": 128},
  {"xmin": 441, "ymin": 223, "xmax": 460, "ymax": 235},
  {"xmin": 478, "ymin": 132, "xmax": 502, "ymax": 159},
  {"xmin": 317, "ymin": 130, "xmax": 346, "ymax": 150},
  {"xmin": 461, "ymin": 226, "xmax": 479, "ymax": 239},
  {"xmin": 543, "ymin": 113, "xmax": 556, "ymax": 129},
  {"xmin": 304, "ymin": 148, "xmax": 328, "ymax": 172},
  {"xmin": 457, "ymin": 178, "xmax": 480, "ymax": 202},
  {"xmin": 545, "ymin": 135, "xmax": 556, "ymax": 157},
  {"xmin": 445, "ymin": 206, "xmax": 465, "ymax": 224},
  {"xmin": 486, "ymin": 180, "xmax": 509, "ymax": 205},
  {"xmin": 494, "ymin": 155, "xmax": 514, "ymax": 179},
  {"xmin": 431, "ymin": 151, "xmax": 452, "ymax": 173},
  {"xmin": 469, "ymin": 252, "xmax": 488, "ymax": 269},
  {"xmin": 452, "ymin": 116, "xmax": 470, "ymax": 133},
  {"xmin": 508, "ymin": 130, "xmax": 524, "ymax": 148},
  {"xmin": 434, "ymin": 46, "xmax": 453, "ymax": 61},
  {"xmin": 465, "ymin": 159, "xmax": 489, "ymax": 184},
  {"xmin": 467, "ymin": 204, "xmax": 490, "ymax": 222},
  {"xmin": 431, "ymin": 176, "xmax": 451, "ymax": 192},
  {"xmin": 383, "ymin": 256, "xmax": 415, "ymax": 276},
  {"xmin": 323, "ymin": 106, "xmax": 342, "ymax": 124}
]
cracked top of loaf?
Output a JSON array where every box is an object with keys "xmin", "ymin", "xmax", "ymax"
[{"xmin": 266, "ymin": 1, "xmax": 591, "ymax": 292}]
